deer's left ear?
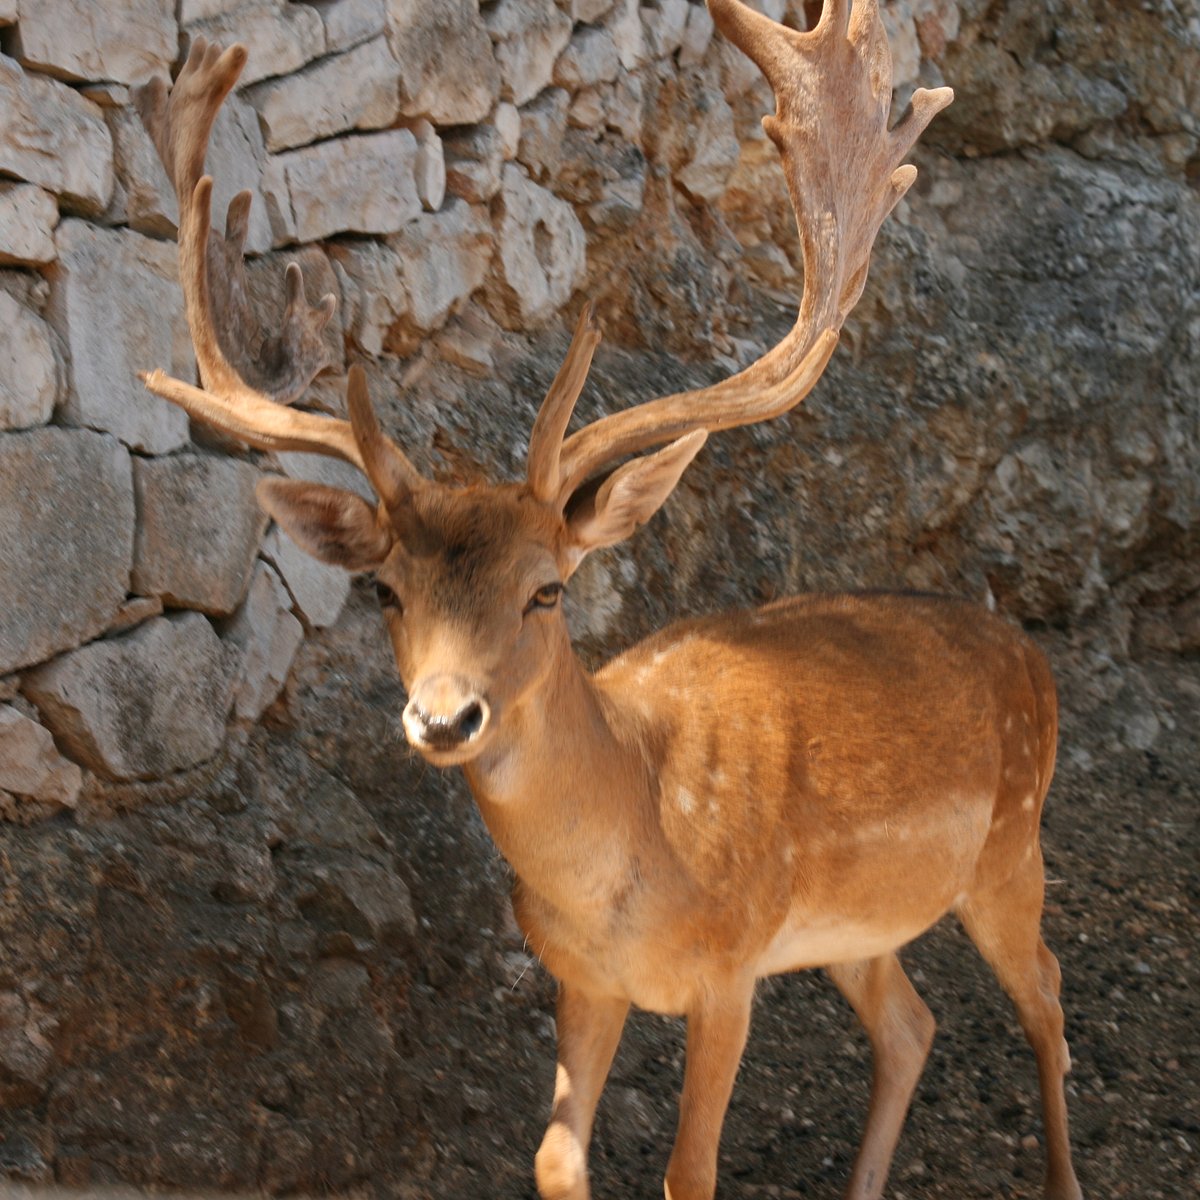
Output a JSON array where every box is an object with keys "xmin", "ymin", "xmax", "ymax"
[
  {"xmin": 563, "ymin": 430, "xmax": 706, "ymax": 572},
  {"xmin": 257, "ymin": 478, "xmax": 391, "ymax": 571}
]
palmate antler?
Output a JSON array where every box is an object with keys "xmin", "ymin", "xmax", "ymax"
[
  {"xmin": 544, "ymin": 0, "xmax": 953, "ymax": 503},
  {"xmin": 135, "ymin": 1, "xmax": 950, "ymax": 517}
]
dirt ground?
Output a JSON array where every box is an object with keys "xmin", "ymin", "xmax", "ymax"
[
  {"xmin": 2, "ymin": 599, "xmax": 1194, "ymax": 1200},
  {"xmin": 272, "ymin": 600, "xmax": 1198, "ymax": 1200}
]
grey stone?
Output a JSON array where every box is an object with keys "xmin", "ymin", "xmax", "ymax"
[
  {"xmin": 0, "ymin": 55, "xmax": 113, "ymax": 213},
  {"xmin": 391, "ymin": 200, "xmax": 494, "ymax": 335},
  {"xmin": 674, "ymin": 87, "xmax": 739, "ymax": 202},
  {"xmin": 517, "ymin": 87, "xmax": 569, "ymax": 180},
  {"xmin": 185, "ymin": 1, "xmax": 326, "ymax": 86},
  {"xmin": 24, "ymin": 612, "xmax": 234, "ymax": 781},
  {"xmin": 555, "ymin": 0, "xmax": 614, "ymax": 21},
  {"xmin": 296, "ymin": 859, "xmax": 417, "ymax": 943},
  {"xmin": 275, "ymin": 450, "xmax": 375, "ymax": 504},
  {"xmin": 554, "ymin": 26, "xmax": 620, "ymax": 90},
  {"xmin": 104, "ymin": 104, "xmax": 177, "ymax": 238},
  {"xmin": 104, "ymin": 595, "xmax": 164, "ymax": 637},
  {"xmin": 387, "ymin": 0, "xmax": 501, "ymax": 125},
  {"xmin": 495, "ymin": 102, "xmax": 521, "ymax": 161},
  {"xmin": 444, "ymin": 126, "xmax": 505, "ymax": 204},
  {"xmin": 328, "ymin": 241, "xmax": 409, "ymax": 357},
  {"xmin": 678, "ymin": 2, "xmax": 715, "ymax": 67},
  {"xmin": 641, "ymin": 0, "xmax": 689, "ymax": 60},
  {"xmin": 568, "ymin": 87, "xmax": 606, "ymax": 130},
  {"xmin": 0, "ymin": 704, "xmax": 82, "ymax": 808},
  {"xmin": 132, "ymin": 453, "xmax": 268, "ymax": 617},
  {"xmin": 0, "ymin": 183, "xmax": 56, "ymax": 266},
  {"xmin": 262, "ymin": 527, "xmax": 351, "ymax": 630},
  {"xmin": 319, "ymin": 0, "xmax": 386, "ymax": 53},
  {"xmin": 223, "ymin": 561, "xmax": 303, "ymax": 721},
  {"xmin": 486, "ymin": 0, "xmax": 573, "ymax": 107},
  {"xmin": 485, "ymin": 164, "xmax": 586, "ymax": 328},
  {"xmin": 604, "ymin": 0, "xmax": 648, "ymax": 71},
  {"xmin": 11, "ymin": 0, "xmax": 176, "ymax": 86},
  {"xmin": 0, "ymin": 289, "xmax": 58, "ymax": 432},
  {"xmin": 0, "ymin": 428, "xmax": 134, "ymax": 675},
  {"xmin": 248, "ymin": 37, "xmax": 402, "ymax": 153},
  {"xmin": 409, "ymin": 119, "xmax": 447, "ymax": 213},
  {"xmin": 48, "ymin": 220, "xmax": 194, "ymax": 454},
  {"xmin": 264, "ymin": 130, "xmax": 421, "ymax": 244},
  {"xmin": 880, "ymin": 0, "xmax": 922, "ymax": 88},
  {"xmin": 207, "ymin": 89, "xmax": 275, "ymax": 256}
]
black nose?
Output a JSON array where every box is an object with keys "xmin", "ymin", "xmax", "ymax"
[{"xmin": 410, "ymin": 699, "xmax": 485, "ymax": 749}]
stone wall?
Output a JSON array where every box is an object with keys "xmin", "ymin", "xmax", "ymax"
[
  {"xmin": 0, "ymin": 1, "xmax": 1197, "ymax": 1190},
  {"xmin": 1, "ymin": 0, "xmax": 1197, "ymax": 820}
]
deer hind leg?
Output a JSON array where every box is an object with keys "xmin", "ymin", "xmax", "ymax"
[
  {"xmin": 664, "ymin": 980, "xmax": 755, "ymax": 1200},
  {"xmin": 826, "ymin": 953, "xmax": 936, "ymax": 1200},
  {"xmin": 535, "ymin": 984, "xmax": 629, "ymax": 1200},
  {"xmin": 957, "ymin": 852, "xmax": 1083, "ymax": 1200}
]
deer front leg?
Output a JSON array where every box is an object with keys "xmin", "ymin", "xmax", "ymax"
[
  {"xmin": 664, "ymin": 981, "xmax": 755, "ymax": 1200},
  {"xmin": 535, "ymin": 983, "xmax": 630, "ymax": 1200}
]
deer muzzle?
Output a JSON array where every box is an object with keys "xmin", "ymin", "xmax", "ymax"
[{"xmin": 403, "ymin": 674, "xmax": 491, "ymax": 756}]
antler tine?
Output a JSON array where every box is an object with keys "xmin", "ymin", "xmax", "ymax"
[
  {"xmin": 553, "ymin": 0, "xmax": 951, "ymax": 501},
  {"xmin": 527, "ymin": 302, "xmax": 602, "ymax": 503},
  {"xmin": 346, "ymin": 365, "xmax": 424, "ymax": 509},
  {"xmin": 134, "ymin": 37, "xmax": 425, "ymax": 490}
]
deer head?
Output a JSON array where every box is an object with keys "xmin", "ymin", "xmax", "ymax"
[{"xmin": 134, "ymin": 1, "xmax": 950, "ymax": 767}]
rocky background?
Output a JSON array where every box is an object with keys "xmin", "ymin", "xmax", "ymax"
[{"xmin": 0, "ymin": 1, "xmax": 1196, "ymax": 1198}]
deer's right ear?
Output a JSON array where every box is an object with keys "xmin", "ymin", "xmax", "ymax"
[{"xmin": 257, "ymin": 478, "xmax": 391, "ymax": 571}]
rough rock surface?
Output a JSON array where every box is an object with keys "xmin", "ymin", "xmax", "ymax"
[
  {"xmin": 485, "ymin": 164, "xmax": 586, "ymax": 327},
  {"xmin": 0, "ymin": 428, "xmax": 134, "ymax": 674},
  {"xmin": 264, "ymin": 129, "xmax": 420, "ymax": 243},
  {"xmin": 388, "ymin": 0, "xmax": 501, "ymax": 126},
  {"xmin": 486, "ymin": 0, "xmax": 574, "ymax": 107},
  {"xmin": 0, "ymin": 289, "xmax": 57, "ymax": 432},
  {"xmin": 0, "ymin": 55, "xmax": 113, "ymax": 212},
  {"xmin": 23, "ymin": 613, "xmax": 234, "ymax": 781},
  {"xmin": 222, "ymin": 561, "xmax": 304, "ymax": 722},
  {"xmin": 248, "ymin": 37, "xmax": 402, "ymax": 153},
  {"xmin": 262, "ymin": 528, "xmax": 351, "ymax": 630},
  {"xmin": 11, "ymin": 0, "xmax": 176, "ymax": 86},
  {"xmin": 184, "ymin": 1, "xmax": 325, "ymax": 87},
  {"xmin": 132, "ymin": 454, "xmax": 267, "ymax": 617},
  {"xmin": 49, "ymin": 220, "xmax": 194, "ymax": 454},
  {"xmin": 0, "ymin": 704, "xmax": 82, "ymax": 810},
  {"xmin": 0, "ymin": 184, "xmax": 57, "ymax": 267}
]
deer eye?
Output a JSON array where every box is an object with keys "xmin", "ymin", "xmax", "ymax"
[
  {"xmin": 374, "ymin": 578, "xmax": 402, "ymax": 613},
  {"xmin": 525, "ymin": 582, "xmax": 563, "ymax": 614}
]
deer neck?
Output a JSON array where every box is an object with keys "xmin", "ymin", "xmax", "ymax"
[{"xmin": 463, "ymin": 634, "xmax": 645, "ymax": 911}]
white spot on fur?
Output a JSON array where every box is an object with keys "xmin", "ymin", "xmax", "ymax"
[
  {"xmin": 1022, "ymin": 794, "xmax": 1036, "ymax": 811},
  {"xmin": 677, "ymin": 787, "xmax": 695, "ymax": 816}
]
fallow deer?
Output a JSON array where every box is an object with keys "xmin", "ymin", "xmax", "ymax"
[{"xmin": 134, "ymin": 3, "xmax": 1083, "ymax": 1198}]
